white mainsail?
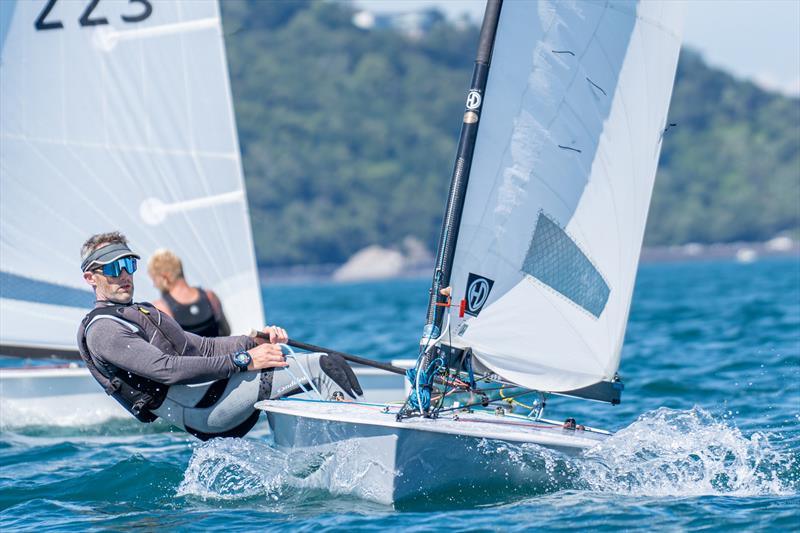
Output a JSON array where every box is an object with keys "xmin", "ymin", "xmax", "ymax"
[
  {"xmin": 0, "ymin": 0, "xmax": 263, "ymax": 355},
  {"xmin": 446, "ymin": 0, "xmax": 683, "ymax": 394}
]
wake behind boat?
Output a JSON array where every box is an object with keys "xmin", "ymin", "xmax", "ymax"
[{"xmin": 258, "ymin": 0, "xmax": 685, "ymax": 506}]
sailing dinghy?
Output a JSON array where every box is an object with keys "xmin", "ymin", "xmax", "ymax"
[
  {"xmin": 257, "ymin": 0, "xmax": 684, "ymax": 505},
  {"xmin": 0, "ymin": 0, "xmax": 407, "ymax": 424},
  {"xmin": 0, "ymin": 0, "xmax": 263, "ymax": 354},
  {"xmin": 0, "ymin": 0, "xmax": 264, "ymax": 421}
]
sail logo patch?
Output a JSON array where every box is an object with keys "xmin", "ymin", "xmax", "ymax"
[
  {"xmin": 464, "ymin": 273, "xmax": 494, "ymax": 317},
  {"xmin": 465, "ymin": 90, "xmax": 482, "ymax": 110}
]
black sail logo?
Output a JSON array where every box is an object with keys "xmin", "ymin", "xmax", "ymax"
[{"xmin": 464, "ymin": 273, "xmax": 494, "ymax": 317}]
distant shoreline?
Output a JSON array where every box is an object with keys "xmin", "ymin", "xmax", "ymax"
[
  {"xmin": 260, "ymin": 240, "xmax": 799, "ymax": 285},
  {"xmin": 639, "ymin": 240, "xmax": 799, "ymax": 263}
]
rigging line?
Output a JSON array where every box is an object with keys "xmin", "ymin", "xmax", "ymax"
[
  {"xmin": 416, "ymin": 310, "xmax": 449, "ymax": 412},
  {"xmin": 432, "ymin": 313, "xmax": 457, "ymax": 416},
  {"xmin": 281, "ymin": 344, "xmax": 323, "ymax": 399},
  {"xmin": 435, "ymin": 388, "xmax": 533, "ymax": 415},
  {"xmin": 424, "ymin": 312, "xmax": 450, "ymax": 400},
  {"xmin": 498, "ymin": 386, "xmax": 539, "ymax": 411},
  {"xmin": 460, "ymin": 384, "xmax": 517, "ymax": 392},
  {"xmin": 452, "ymin": 417, "xmax": 557, "ymax": 431},
  {"xmin": 283, "ymin": 355, "xmax": 323, "ymax": 400}
]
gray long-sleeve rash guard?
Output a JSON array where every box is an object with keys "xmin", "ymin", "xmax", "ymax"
[{"xmin": 85, "ymin": 319, "xmax": 256, "ymax": 386}]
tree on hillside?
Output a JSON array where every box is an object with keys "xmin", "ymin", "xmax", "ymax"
[{"xmin": 221, "ymin": 1, "xmax": 800, "ymax": 267}]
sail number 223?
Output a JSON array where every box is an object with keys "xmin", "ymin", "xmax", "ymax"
[{"xmin": 35, "ymin": 0, "xmax": 152, "ymax": 31}]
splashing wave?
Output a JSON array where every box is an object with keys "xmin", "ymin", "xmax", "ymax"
[
  {"xmin": 177, "ymin": 438, "xmax": 288, "ymax": 500},
  {"xmin": 177, "ymin": 407, "xmax": 797, "ymax": 506},
  {"xmin": 178, "ymin": 436, "xmax": 400, "ymax": 504},
  {"xmin": 577, "ymin": 407, "xmax": 797, "ymax": 496}
]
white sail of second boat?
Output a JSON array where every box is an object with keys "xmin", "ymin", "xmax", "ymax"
[
  {"xmin": 0, "ymin": 0, "xmax": 263, "ymax": 355},
  {"xmin": 445, "ymin": 0, "xmax": 684, "ymax": 396}
]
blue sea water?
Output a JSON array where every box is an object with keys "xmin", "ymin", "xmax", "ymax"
[{"xmin": 1, "ymin": 258, "xmax": 798, "ymax": 531}]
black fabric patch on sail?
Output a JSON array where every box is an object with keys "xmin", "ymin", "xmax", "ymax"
[
  {"xmin": 522, "ymin": 212, "xmax": 610, "ymax": 318},
  {"xmin": 464, "ymin": 273, "xmax": 494, "ymax": 317}
]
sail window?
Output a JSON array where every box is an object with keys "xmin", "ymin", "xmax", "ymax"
[{"xmin": 522, "ymin": 213, "xmax": 610, "ymax": 318}]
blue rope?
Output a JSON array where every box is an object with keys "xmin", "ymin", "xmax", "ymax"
[
  {"xmin": 273, "ymin": 397, "xmax": 390, "ymax": 408},
  {"xmin": 406, "ymin": 356, "xmax": 444, "ymax": 411},
  {"xmin": 466, "ymin": 351, "xmax": 475, "ymax": 389}
]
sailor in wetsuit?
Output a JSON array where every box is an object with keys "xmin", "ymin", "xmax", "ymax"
[
  {"xmin": 77, "ymin": 231, "xmax": 362, "ymax": 440},
  {"xmin": 147, "ymin": 248, "xmax": 230, "ymax": 337}
]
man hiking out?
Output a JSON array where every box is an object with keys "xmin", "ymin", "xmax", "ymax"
[{"xmin": 76, "ymin": 231, "xmax": 362, "ymax": 440}]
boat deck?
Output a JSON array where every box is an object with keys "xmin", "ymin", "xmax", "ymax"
[{"xmin": 256, "ymin": 398, "xmax": 610, "ymax": 448}]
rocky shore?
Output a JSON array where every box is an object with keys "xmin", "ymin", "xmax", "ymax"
[{"xmin": 261, "ymin": 236, "xmax": 799, "ymax": 284}]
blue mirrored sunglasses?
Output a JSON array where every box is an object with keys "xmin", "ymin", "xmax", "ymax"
[{"xmin": 96, "ymin": 257, "xmax": 137, "ymax": 277}]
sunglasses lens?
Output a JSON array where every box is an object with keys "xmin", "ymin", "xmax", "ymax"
[
  {"xmin": 101, "ymin": 257, "xmax": 137, "ymax": 276},
  {"xmin": 101, "ymin": 262, "xmax": 120, "ymax": 276}
]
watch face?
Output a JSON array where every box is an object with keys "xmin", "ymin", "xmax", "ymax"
[{"xmin": 234, "ymin": 351, "xmax": 250, "ymax": 367}]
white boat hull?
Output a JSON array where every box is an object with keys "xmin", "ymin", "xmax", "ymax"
[
  {"xmin": 0, "ymin": 366, "xmax": 130, "ymax": 426},
  {"xmin": 0, "ymin": 363, "xmax": 411, "ymax": 428},
  {"xmin": 257, "ymin": 399, "xmax": 609, "ymax": 506}
]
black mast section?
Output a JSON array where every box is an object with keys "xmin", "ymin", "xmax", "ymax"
[{"xmin": 422, "ymin": 0, "xmax": 503, "ymax": 341}]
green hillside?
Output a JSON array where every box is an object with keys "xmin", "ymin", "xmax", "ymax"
[
  {"xmin": 221, "ymin": 1, "xmax": 800, "ymax": 267},
  {"xmin": 651, "ymin": 51, "xmax": 799, "ymax": 245}
]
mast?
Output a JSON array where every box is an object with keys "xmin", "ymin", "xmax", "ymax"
[
  {"xmin": 402, "ymin": 0, "xmax": 503, "ymax": 418},
  {"xmin": 421, "ymin": 0, "xmax": 502, "ymax": 344}
]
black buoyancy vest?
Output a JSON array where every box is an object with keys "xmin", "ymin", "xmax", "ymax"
[
  {"xmin": 76, "ymin": 303, "xmax": 189, "ymax": 422},
  {"xmin": 162, "ymin": 288, "xmax": 220, "ymax": 337}
]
